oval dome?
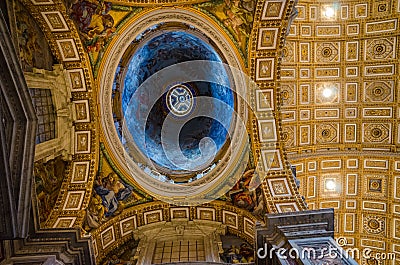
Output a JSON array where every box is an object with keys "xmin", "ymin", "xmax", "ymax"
[{"xmin": 119, "ymin": 30, "xmax": 234, "ymax": 180}]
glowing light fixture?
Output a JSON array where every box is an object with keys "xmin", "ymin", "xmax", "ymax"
[
  {"xmin": 323, "ymin": 6, "xmax": 335, "ymax": 18},
  {"xmin": 325, "ymin": 179, "xmax": 336, "ymax": 191},
  {"xmin": 322, "ymin": 87, "xmax": 333, "ymax": 98}
]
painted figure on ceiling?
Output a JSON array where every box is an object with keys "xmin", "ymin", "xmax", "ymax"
[
  {"xmin": 229, "ymin": 169, "xmax": 255, "ymax": 209},
  {"xmin": 223, "ymin": 0, "xmax": 252, "ymax": 40},
  {"xmin": 84, "ymin": 193, "xmax": 106, "ymax": 230},
  {"xmin": 94, "ymin": 172, "xmax": 135, "ymax": 217},
  {"xmin": 34, "ymin": 156, "xmax": 68, "ymax": 226},
  {"xmin": 197, "ymin": 0, "xmax": 255, "ymax": 51},
  {"xmin": 69, "ymin": 0, "xmax": 116, "ymax": 52},
  {"xmin": 70, "ymin": 0, "xmax": 112, "ymax": 32},
  {"xmin": 14, "ymin": 0, "xmax": 55, "ymax": 71},
  {"xmin": 101, "ymin": 239, "xmax": 139, "ymax": 265},
  {"xmin": 228, "ymin": 169, "xmax": 266, "ymax": 218},
  {"xmin": 221, "ymin": 242, "xmax": 254, "ymax": 263}
]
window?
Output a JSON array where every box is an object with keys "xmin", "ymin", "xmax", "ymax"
[
  {"xmin": 29, "ymin": 88, "xmax": 56, "ymax": 144},
  {"xmin": 152, "ymin": 239, "xmax": 205, "ymax": 263}
]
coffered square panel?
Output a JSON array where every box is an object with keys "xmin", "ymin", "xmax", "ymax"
[
  {"xmin": 267, "ymin": 178, "xmax": 292, "ymax": 197},
  {"xmin": 41, "ymin": 11, "xmax": 69, "ymax": 32},
  {"xmin": 300, "ymin": 25, "xmax": 311, "ymax": 36},
  {"xmin": 347, "ymin": 24, "xmax": 359, "ymax": 35},
  {"xmin": 355, "ymin": 3, "xmax": 368, "ymax": 18},
  {"xmin": 262, "ymin": 0, "xmax": 286, "ymax": 20},
  {"xmin": 256, "ymin": 58, "xmax": 275, "ymax": 81},
  {"xmin": 257, "ymin": 28, "xmax": 279, "ymax": 50}
]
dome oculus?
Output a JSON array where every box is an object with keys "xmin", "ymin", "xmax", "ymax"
[{"xmin": 116, "ymin": 29, "xmax": 235, "ymax": 180}]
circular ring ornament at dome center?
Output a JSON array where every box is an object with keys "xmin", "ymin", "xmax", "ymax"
[{"xmin": 166, "ymin": 84, "xmax": 195, "ymax": 117}]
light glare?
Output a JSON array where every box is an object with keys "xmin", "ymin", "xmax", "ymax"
[
  {"xmin": 322, "ymin": 87, "xmax": 333, "ymax": 98},
  {"xmin": 324, "ymin": 7, "xmax": 335, "ymax": 18},
  {"xmin": 325, "ymin": 179, "xmax": 336, "ymax": 191}
]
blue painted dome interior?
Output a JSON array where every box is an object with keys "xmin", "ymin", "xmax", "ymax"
[{"xmin": 120, "ymin": 31, "xmax": 234, "ymax": 174}]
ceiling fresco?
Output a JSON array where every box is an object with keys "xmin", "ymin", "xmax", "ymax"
[
  {"xmin": 33, "ymin": 155, "xmax": 69, "ymax": 227},
  {"xmin": 196, "ymin": 0, "xmax": 256, "ymax": 54},
  {"xmin": 117, "ymin": 30, "xmax": 234, "ymax": 175},
  {"xmin": 99, "ymin": 236, "xmax": 139, "ymax": 265},
  {"xmin": 14, "ymin": 0, "xmax": 56, "ymax": 72},
  {"xmin": 83, "ymin": 143, "xmax": 152, "ymax": 232},
  {"xmin": 219, "ymin": 234, "xmax": 255, "ymax": 264},
  {"xmin": 95, "ymin": 4, "xmax": 297, "ymax": 208},
  {"xmin": 120, "ymin": 30, "xmax": 227, "ymax": 112},
  {"xmin": 67, "ymin": 0, "xmax": 141, "ymax": 75},
  {"xmin": 64, "ymin": 0, "xmax": 257, "ymax": 75}
]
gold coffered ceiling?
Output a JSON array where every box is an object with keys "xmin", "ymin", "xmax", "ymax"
[
  {"xmin": 280, "ymin": 0, "xmax": 400, "ymax": 263},
  {"xmin": 8, "ymin": 0, "xmax": 400, "ymax": 263}
]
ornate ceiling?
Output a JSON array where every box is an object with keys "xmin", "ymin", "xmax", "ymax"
[
  {"xmin": 5, "ymin": 0, "xmax": 400, "ymax": 263},
  {"xmin": 280, "ymin": 0, "xmax": 400, "ymax": 264}
]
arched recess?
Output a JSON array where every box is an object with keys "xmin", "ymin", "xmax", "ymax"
[
  {"xmin": 247, "ymin": 0, "xmax": 307, "ymax": 212},
  {"xmin": 14, "ymin": 0, "xmax": 100, "ymax": 229},
  {"xmin": 98, "ymin": 8, "xmax": 244, "ymax": 165},
  {"xmin": 97, "ymin": 0, "xmax": 306, "ymax": 213}
]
